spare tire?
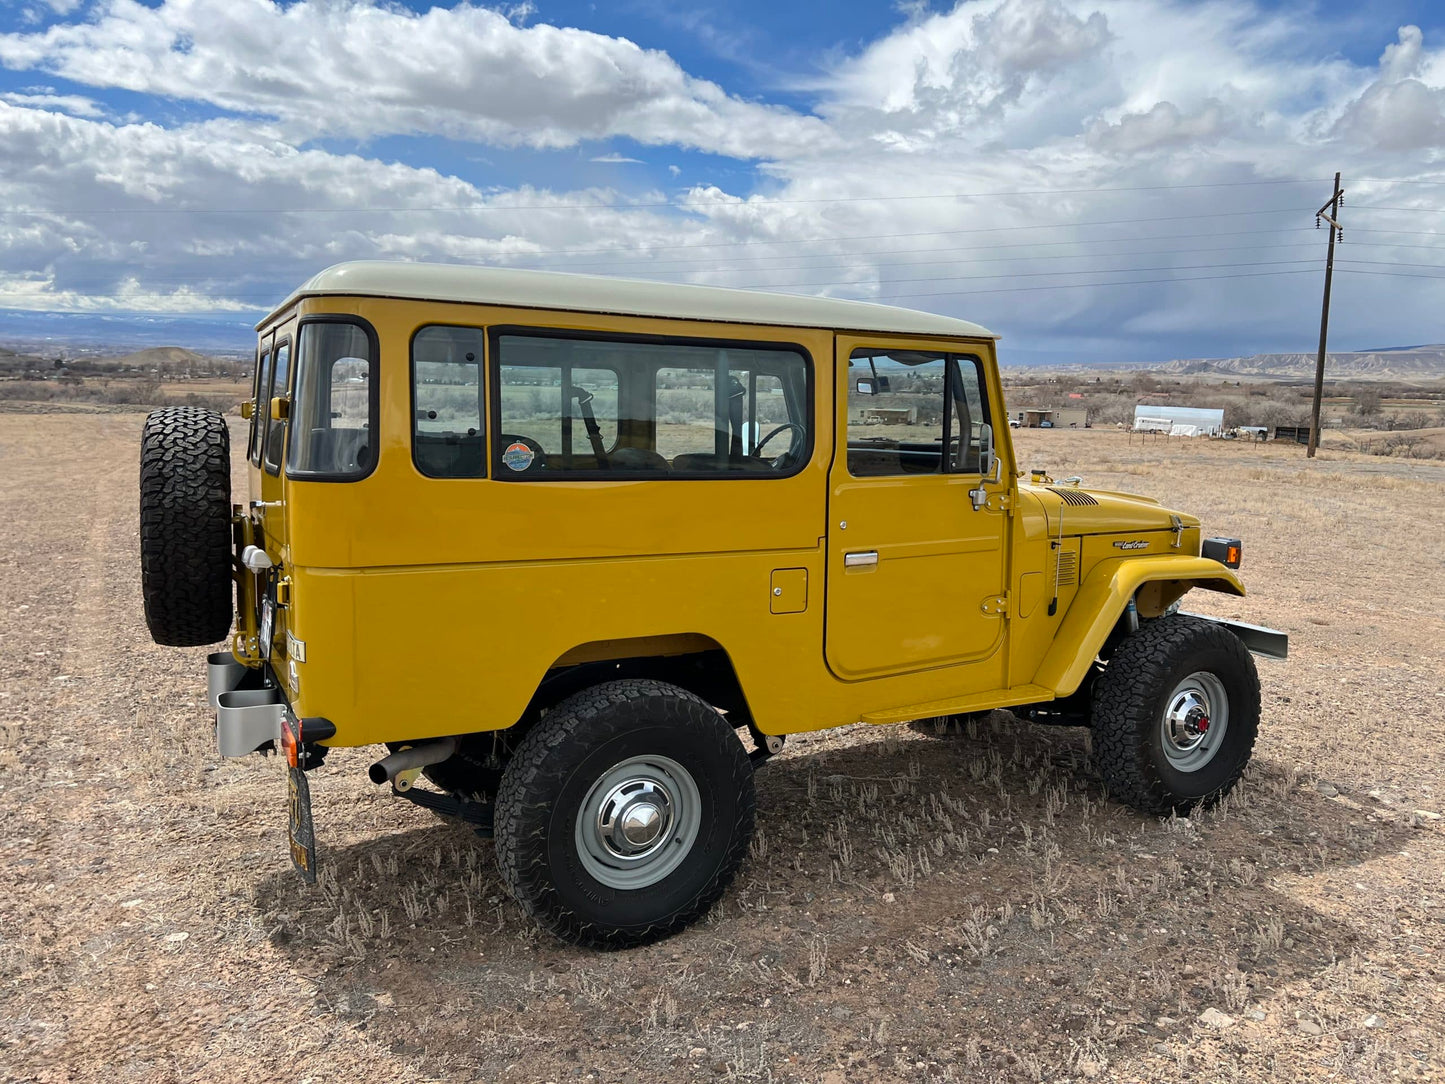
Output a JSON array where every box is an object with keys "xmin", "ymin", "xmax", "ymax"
[{"xmin": 139, "ymin": 407, "xmax": 234, "ymax": 647}]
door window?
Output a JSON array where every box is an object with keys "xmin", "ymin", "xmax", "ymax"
[
  {"xmin": 249, "ymin": 347, "xmax": 271, "ymax": 465},
  {"xmin": 846, "ymin": 349, "xmax": 990, "ymax": 477},
  {"xmin": 262, "ymin": 341, "xmax": 291, "ymax": 474}
]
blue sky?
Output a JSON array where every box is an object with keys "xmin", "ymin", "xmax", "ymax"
[{"xmin": 0, "ymin": 0, "xmax": 1443, "ymax": 364}]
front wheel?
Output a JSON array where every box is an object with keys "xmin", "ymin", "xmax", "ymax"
[
  {"xmin": 1090, "ymin": 614, "xmax": 1259, "ymax": 815},
  {"xmin": 493, "ymin": 679, "xmax": 755, "ymax": 948}
]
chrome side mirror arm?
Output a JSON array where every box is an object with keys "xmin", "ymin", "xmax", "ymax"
[{"xmin": 970, "ymin": 452, "xmax": 1002, "ymax": 511}]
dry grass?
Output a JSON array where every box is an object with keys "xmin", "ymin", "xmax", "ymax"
[{"xmin": 1, "ymin": 418, "xmax": 1443, "ymax": 1083}]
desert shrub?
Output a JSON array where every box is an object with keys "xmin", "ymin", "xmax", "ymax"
[{"xmin": 0, "ymin": 381, "xmax": 58, "ymax": 400}]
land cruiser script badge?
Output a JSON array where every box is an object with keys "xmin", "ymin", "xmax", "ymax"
[
  {"xmin": 502, "ymin": 441, "xmax": 535, "ymax": 471},
  {"xmin": 1113, "ymin": 540, "xmax": 1149, "ymax": 550}
]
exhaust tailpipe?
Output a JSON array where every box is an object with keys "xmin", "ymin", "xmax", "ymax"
[{"xmin": 368, "ymin": 738, "xmax": 458, "ymax": 791}]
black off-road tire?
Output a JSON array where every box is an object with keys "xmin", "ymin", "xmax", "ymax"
[
  {"xmin": 1091, "ymin": 614, "xmax": 1260, "ymax": 815},
  {"xmin": 139, "ymin": 407, "xmax": 234, "ymax": 647},
  {"xmin": 494, "ymin": 679, "xmax": 755, "ymax": 949}
]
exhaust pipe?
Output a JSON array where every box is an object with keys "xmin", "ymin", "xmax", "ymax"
[{"xmin": 368, "ymin": 738, "xmax": 458, "ymax": 791}]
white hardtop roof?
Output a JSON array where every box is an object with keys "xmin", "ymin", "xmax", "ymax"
[{"xmin": 260, "ymin": 261, "xmax": 997, "ymax": 340}]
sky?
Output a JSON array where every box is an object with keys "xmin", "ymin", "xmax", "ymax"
[{"xmin": 0, "ymin": 0, "xmax": 1443, "ymax": 364}]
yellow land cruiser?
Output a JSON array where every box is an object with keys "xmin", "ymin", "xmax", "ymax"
[{"xmin": 139, "ymin": 261, "xmax": 1285, "ymax": 948}]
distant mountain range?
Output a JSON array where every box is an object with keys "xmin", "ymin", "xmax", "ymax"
[
  {"xmin": 0, "ymin": 310, "xmax": 255, "ymax": 358},
  {"xmin": 1152, "ymin": 346, "xmax": 1445, "ymax": 381}
]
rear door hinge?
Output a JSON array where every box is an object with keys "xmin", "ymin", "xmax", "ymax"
[{"xmin": 981, "ymin": 593, "xmax": 1009, "ymax": 615}]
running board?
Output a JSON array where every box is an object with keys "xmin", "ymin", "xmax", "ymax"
[
  {"xmin": 860, "ymin": 684, "xmax": 1055, "ymax": 726},
  {"xmin": 1180, "ymin": 612, "xmax": 1289, "ymax": 660}
]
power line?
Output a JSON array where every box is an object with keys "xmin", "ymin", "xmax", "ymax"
[
  {"xmin": 2, "ymin": 266, "xmax": 1323, "ymax": 309},
  {"xmin": 64, "ymin": 240, "xmax": 1333, "ymax": 291},
  {"xmin": 1348, "ymin": 205, "xmax": 1445, "ymax": 213},
  {"xmin": 19, "ymin": 244, "xmax": 1337, "ymax": 295},
  {"xmin": 1337, "ymin": 268, "xmax": 1445, "ymax": 281},
  {"xmin": 0, "ymin": 178, "xmax": 1330, "ymax": 217},
  {"xmin": 723, "ymin": 259, "xmax": 1319, "ymax": 292},
  {"xmin": 829, "ymin": 269, "xmax": 1320, "ymax": 302},
  {"xmin": 1336, "ymin": 259, "xmax": 1445, "ymax": 271},
  {"xmin": 491, "ymin": 221, "xmax": 1317, "ymax": 261}
]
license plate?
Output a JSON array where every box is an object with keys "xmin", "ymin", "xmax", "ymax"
[{"xmin": 283, "ymin": 718, "xmax": 317, "ymax": 883}]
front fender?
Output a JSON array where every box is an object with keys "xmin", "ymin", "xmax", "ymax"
[{"xmin": 1032, "ymin": 557, "xmax": 1245, "ymax": 697}]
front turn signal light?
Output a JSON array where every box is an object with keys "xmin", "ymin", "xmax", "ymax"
[{"xmin": 1203, "ymin": 537, "xmax": 1243, "ymax": 569}]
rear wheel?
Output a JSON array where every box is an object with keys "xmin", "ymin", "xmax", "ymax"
[
  {"xmin": 139, "ymin": 407, "xmax": 233, "ymax": 647},
  {"xmin": 494, "ymin": 679, "xmax": 754, "ymax": 948},
  {"xmin": 1090, "ymin": 614, "xmax": 1259, "ymax": 815}
]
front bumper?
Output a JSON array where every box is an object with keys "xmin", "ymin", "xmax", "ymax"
[{"xmin": 1181, "ymin": 613, "xmax": 1289, "ymax": 660}]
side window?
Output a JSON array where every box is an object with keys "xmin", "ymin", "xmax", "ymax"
[
  {"xmin": 412, "ymin": 325, "xmax": 486, "ymax": 478},
  {"xmin": 248, "ymin": 347, "xmax": 271, "ymax": 465},
  {"xmin": 492, "ymin": 332, "xmax": 810, "ymax": 478},
  {"xmin": 845, "ymin": 349, "xmax": 989, "ymax": 477},
  {"xmin": 262, "ymin": 342, "xmax": 290, "ymax": 474},
  {"xmin": 289, "ymin": 320, "xmax": 377, "ymax": 479},
  {"xmin": 498, "ymin": 361, "xmax": 619, "ymax": 471}
]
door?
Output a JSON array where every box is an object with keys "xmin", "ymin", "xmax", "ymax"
[
  {"xmin": 257, "ymin": 332, "xmax": 292, "ymax": 552},
  {"xmin": 825, "ymin": 338, "xmax": 1009, "ymax": 680}
]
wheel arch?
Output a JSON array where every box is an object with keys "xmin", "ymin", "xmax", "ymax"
[
  {"xmin": 1032, "ymin": 556, "xmax": 1245, "ymax": 698},
  {"xmin": 520, "ymin": 634, "xmax": 756, "ymax": 733}
]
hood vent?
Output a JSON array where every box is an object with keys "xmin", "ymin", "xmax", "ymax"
[
  {"xmin": 1054, "ymin": 549, "xmax": 1078, "ymax": 586},
  {"xmin": 1048, "ymin": 486, "xmax": 1098, "ymax": 506}
]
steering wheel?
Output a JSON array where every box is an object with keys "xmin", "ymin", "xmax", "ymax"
[{"xmin": 754, "ymin": 422, "xmax": 806, "ymax": 468}]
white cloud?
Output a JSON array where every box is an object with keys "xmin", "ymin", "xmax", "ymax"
[
  {"xmin": 0, "ymin": 0, "xmax": 1443, "ymax": 361},
  {"xmin": 1086, "ymin": 100, "xmax": 1229, "ymax": 154},
  {"xmin": 1332, "ymin": 26, "xmax": 1445, "ymax": 152},
  {"xmin": 0, "ymin": 90, "xmax": 101, "ymax": 116},
  {"xmin": 0, "ymin": 0, "xmax": 836, "ymax": 159},
  {"xmin": 590, "ymin": 153, "xmax": 644, "ymax": 164}
]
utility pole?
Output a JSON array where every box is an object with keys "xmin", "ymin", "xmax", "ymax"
[{"xmin": 1308, "ymin": 172, "xmax": 1343, "ymax": 458}]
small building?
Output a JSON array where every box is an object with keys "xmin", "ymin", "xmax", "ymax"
[
  {"xmin": 861, "ymin": 406, "xmax": 915, "ymax": 425},
  {"xmin": 1012, "ymin": 407, "xmax": 1088, "ymax": 429},
  {"xmin": 1132, "ymin": 405, "xmax": 1224, "ymax": 437},
  {"xmin": 1272, "ymin": 425, "xmax": 1311, "ymax": 445}
]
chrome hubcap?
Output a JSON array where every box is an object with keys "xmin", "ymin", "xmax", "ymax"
[
  {"xmin": 1160, "ymin": 672, "xmax": 1229, "ymax": 772},
  {"xmin": 575, "ymin": 755, "xmax": 701, "ymax": 890},
  {"xmin": 597, "ymin": 779, "xmax": 673, "ymax": 859}
]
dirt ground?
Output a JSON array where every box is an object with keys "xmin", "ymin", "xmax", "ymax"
[{"xmin": 2, "ymin": 413, "xmax": 1443, "ymax": 1084}]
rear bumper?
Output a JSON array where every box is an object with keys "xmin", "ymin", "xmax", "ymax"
[{"xmin": 1181, "ymin": 613, "xmax": 1289, "ymax": 660}]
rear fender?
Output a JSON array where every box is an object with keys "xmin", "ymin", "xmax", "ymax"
[{"xmin": 1032, "ymin": 557, "xmax": 1245, "ymax": 697}]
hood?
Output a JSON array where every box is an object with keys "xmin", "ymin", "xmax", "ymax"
[{"xmin": 1023, "ymin": 482, "xmax": 1201, "ymax": 536}]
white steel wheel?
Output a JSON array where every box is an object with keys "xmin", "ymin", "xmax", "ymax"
[
  {"xmin": 574, "ymin": 755, "xmax": 702, "ymax": 891},
  {"xmin": 1159, "ymin": 671, "xmax": 1230, "ymax": 773}
]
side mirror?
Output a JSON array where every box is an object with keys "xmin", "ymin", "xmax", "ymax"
[
  {"xmin": 855, "ymin": 379, "xmax": 874, "ymax": 395},
  {"xmin": 269, "ymin": 397, "xmax": 289, "ymax": 421}
]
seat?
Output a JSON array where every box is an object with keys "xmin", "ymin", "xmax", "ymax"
[{"xmin": 608, "ymin": 447, "xmax": 669, "ymax": 472}]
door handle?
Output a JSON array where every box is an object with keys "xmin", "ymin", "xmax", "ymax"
[{"xmin": 844, "ymin": 550, "xmax": 879, "ymax": 568}]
